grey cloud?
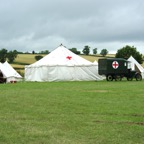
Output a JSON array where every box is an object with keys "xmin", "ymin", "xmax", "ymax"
[{"xmin": 0, "ymin": 0, "xmax": 144, "ymax": 53}]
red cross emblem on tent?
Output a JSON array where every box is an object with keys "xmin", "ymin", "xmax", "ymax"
[
  {"xmin": 66, "ymin": 56, "xmax": 72, "ymax": 60},
  {"xmin": 112, "ymin": 61, "xmax": 119, "ymax": 69}
]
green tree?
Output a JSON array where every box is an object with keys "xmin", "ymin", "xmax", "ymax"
[
  {"xmin": 39, "ymin": 50, "xmax": 49, "ymax": 54},
  {"xmin": 93, "ymin": 48, "xmax": 97, "ymax": 55},
  {"xmin": 82, "ymin": 45, "xmax": 90, "ymax": 55},
  {"xmin": 115, "ymin": 45, "xmax": 143, "ymax": 64},
  {"xmin": 7, "ymin": 50, "xmax": 18, "ymax": 63},
  {"xmin": 32, "ymin": 51, "xmax": 35, "ymax": 54},
  {"xmin": 0, "ymin": 48, "xmax": 8, "ymax": 63},
  {"xmin": 69, "ymin": 48, "xmax": 80, "ymax": 54},
  {"xmin": 100, "ymin": 49, "xmax": 108, "ymax": 56}
]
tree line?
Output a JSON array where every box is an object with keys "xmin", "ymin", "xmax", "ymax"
[
  {"xmin": 0, "ymin": 49, "xmax": 18, "ymax": 63},
  {"xmin": 69, "ymin": 46, "xmax": 108, "ymax": 57},
  {"xmin": 0, "ymin": 45, "xmax": 143, "ymax": 64},
  {"xmin": 69, "ymin": 45, "xmax": 143, "ymax": 64}
]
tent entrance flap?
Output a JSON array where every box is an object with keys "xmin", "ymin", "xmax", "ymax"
[{"xmin": 0, "ymin": 71, "xmax": 6, "ymax": 83}]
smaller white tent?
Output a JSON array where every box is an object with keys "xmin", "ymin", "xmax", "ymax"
[
  {"xmin": 128, "ymin": 56, "xmax": 144, "ymax": 78},
  {"xmin": 0, "ymin": 61, "xmax": 22, "ymax": 83},
  {"xmin": 93, "ymin": 60, "xmax": 98, "ymax": 65}
]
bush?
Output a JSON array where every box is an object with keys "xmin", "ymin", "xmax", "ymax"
[{"xmin": 35, "ymin": 55, "xmax": 43, "ymax": 61}]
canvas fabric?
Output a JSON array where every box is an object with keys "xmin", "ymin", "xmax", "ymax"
[
  {"xmin": 25, "ymin": 45, "xmax": 102, "ymax": 82},
  {"xmin": 128, "ymin": 56, "xmax": 144, "ymax": 78},
  {"xmin": 0, "ymin": 61, "xmax": 22, "ymax": 82}
]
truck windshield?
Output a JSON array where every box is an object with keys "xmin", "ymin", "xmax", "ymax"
[{"xmin": 127, "ymin": 62, "xmax": 132, "ymax": 69}]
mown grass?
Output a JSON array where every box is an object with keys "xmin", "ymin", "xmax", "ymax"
[{"xmin": 0, "ymin": 80, "xmax": 144, "ymax": 144}]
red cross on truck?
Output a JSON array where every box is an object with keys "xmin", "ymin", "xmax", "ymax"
[{"xmin": 112, "ymin": 61, "xmax": 119, "ymax": 69}]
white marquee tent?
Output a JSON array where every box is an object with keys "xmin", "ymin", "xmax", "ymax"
[
  {"xmin": 25, "ymin": 44, "xmax": 103, "ymax": 82},
  {"xmin": 128, "ymin": 56, "xmax": 144, "ymax": 78},
  {"xmin": 0, "ymin": 61, "xmax": 22, "ymax": 83}
]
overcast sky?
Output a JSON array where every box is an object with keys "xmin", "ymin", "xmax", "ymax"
[{"xmin": 0, "ymin": 0, "xmax": 144, "ymax": 54}]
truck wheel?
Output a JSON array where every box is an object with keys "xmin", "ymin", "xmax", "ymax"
[
  {"xmin": 106, "ymin": 75, "xmax": 113, "ymax": 81},
  {"xmin": 115, "ymin": 75, "xmax": 122, "ymax": 81},
  {"xmin": 135, "ymin": 73, "xmax": 142, "ymax": 81},
  {"xmin": 127, "ymin": 77, "xmax": 133, "ymax": 81}
]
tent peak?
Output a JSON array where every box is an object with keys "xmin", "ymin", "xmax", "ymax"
[{"xmin": 59, "ymin": 43, "xmax": 66, "ymax": 47}]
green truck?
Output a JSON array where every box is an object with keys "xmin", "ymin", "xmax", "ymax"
[{"xmin": 98, "ymin": 58, "xmax": 142, "ymax": 81}]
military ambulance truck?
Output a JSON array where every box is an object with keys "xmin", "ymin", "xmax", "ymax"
[{"xmin": 98, "ymin": 58, "xmax": 142, "ymax": 81}]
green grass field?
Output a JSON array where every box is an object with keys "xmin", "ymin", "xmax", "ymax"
[{"xmin": 0, "ymin": 81, "xmax": 144, "ymax": 144}]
